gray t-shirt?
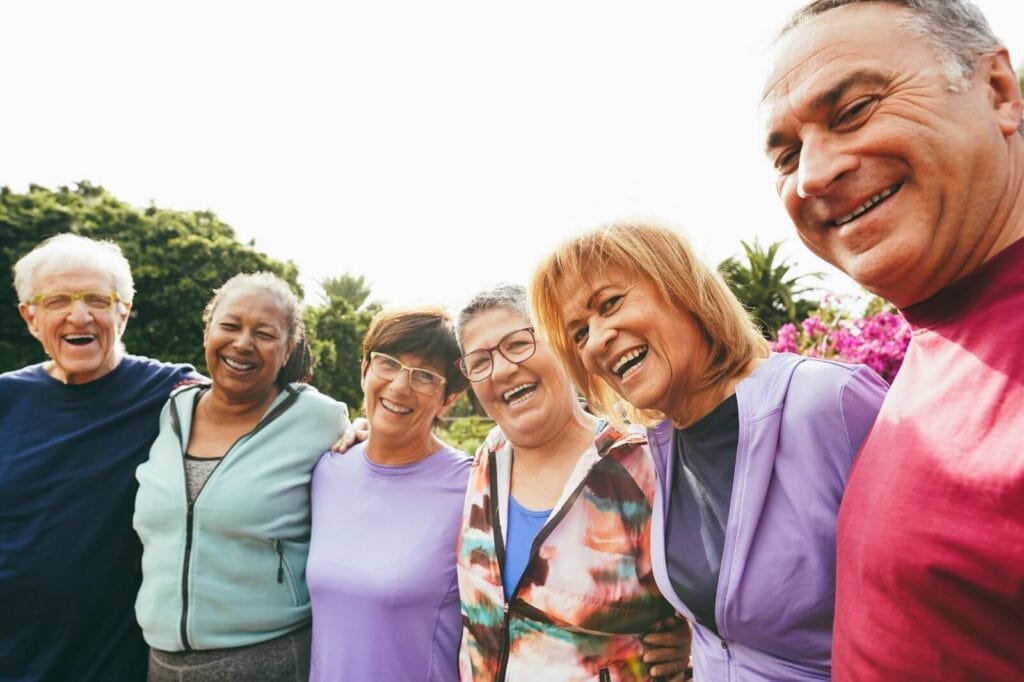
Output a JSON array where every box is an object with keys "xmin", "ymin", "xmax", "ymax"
[{"xmin": 184, "ymin": 454, "xmax": 222, "ymax": 503}]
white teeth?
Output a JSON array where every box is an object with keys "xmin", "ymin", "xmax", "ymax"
[
  {"xmin": 222, "ymin": 357, "xmax": 256, "ymax": 371},
  {"xmin": 611, "ymin": 346, "xmax": 648, "ymax": 376},
  {"xmin": 63, "ymin": 335, "xmax": 95, "ymax": 341},
  {"xmin": 381, "ymin": 398, "xmax": 412, "ymax": 414},
  {"xmin": 503, "ymin": 383, "xmax": 536, "ymax": 406},
  {"xmin": 832, "ymin": 184, "xmax": 900, "ymax": 226},
  {"xmin": 502, "ymin": 384, "xmax": 535, "ymax": 401}
]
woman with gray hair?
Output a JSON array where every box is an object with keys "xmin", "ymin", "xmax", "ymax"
[
  {"xmin": 454, "ymin": 284, "xmax": 689, "ymax": 681},
  {"xmin": 134, "ymin": 272, "xmax": 349, "ymax": 681},
  {"xmin": 0, "ymin": 233, "xmax": 195, "ymax": 681}
]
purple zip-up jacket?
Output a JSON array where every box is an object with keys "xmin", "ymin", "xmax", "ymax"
[{"xmin": 648, "ymin": 353, "xmax": 887, "ymax": 681}]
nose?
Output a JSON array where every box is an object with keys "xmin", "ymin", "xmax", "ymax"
[
  {"xmin": 390, "ymin": 367, "xmax": 415, "ymax": 393},
  {"xmin": 490, "ymin": 349, "xmax": 519, "ymax": 381},
  {"xmin": 66, "ymin": 299, "xmax": 94, "ymax": 324},
  {"xmin": 796, "ymin": 130, "xmax": 858, "ymax": 199},
  {"xmin": 232, "ymin": 330, "xmax": 256, "ymax": 350},
  {"xmin": 582, "ymin": 317, "xmax": 615, "ymax": 369}
]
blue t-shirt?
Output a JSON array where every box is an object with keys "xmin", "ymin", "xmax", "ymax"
[
  {"xmin": 502, "ymin": 496, "xmax": 552, "ymax": 597},
  {"xmin": 0, "ymin": 356, "xmax": 195, "ymax": 681}
]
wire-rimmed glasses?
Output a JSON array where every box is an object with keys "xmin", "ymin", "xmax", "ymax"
[
  {"xmin": 368, "ymin": 351, "xmax": 447, "ymax": 395},
  {"xmin": 455, "ymin": 327, "xmax": 536, "ymax": 382}
]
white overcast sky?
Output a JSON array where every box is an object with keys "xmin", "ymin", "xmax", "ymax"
[{"xmin": 5, "ymin": 1, "xmax": 1024, "ymax": 310}]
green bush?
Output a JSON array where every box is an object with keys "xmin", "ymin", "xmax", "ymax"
[{"xmin": 437, "ymin": 416, "xmax": 495, "ymax": 456}]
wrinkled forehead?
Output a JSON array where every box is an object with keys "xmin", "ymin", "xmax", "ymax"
[
  {"xmin": 461, "ymin": 306, "xmax": 530, "ymax": 350},
  {"xmin": 554, "ymin": 266, "xmax": 636, "ymax": 321},
  {"xmin": 32, "ymin": 266, "xmax": 117, "ymax": 294},
  {"xmin": 761, "ymin": 4, "xmax": 915, "ymax": 129}
]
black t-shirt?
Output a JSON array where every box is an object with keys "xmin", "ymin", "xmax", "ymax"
[{"xmin": 664, "ymin": 394, "xmax": 740, "ymax": 634}]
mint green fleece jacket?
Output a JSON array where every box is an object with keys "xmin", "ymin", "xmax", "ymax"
[{"xmin": 133, "ymin": 383, "xmax": 348, "ymax": 651}]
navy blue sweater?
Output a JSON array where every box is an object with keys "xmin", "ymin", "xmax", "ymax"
[{"xmin": 0, "ymin": 356, "xmax": 195, "ymax": 682}]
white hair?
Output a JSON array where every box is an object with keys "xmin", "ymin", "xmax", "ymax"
[{"xmin": 14, "ymin": 233, "xmax": 135, "ymax": 304}]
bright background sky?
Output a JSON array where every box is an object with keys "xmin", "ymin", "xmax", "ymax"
[{"xmin": 5, "ymin": 1, "xmax": 1024, "ymax": 311}]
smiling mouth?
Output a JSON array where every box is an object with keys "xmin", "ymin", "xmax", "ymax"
[
  {"xmin": 502, "ymin": 383, "xmax": 537, "ymax": 406},
  {"xmin": 380, "ymin": 398, "xmax": 412, "ymax": 415},
  {"xmin": 611, "ymin": 346, "xmax": 648, "ymax": 380},
  {"xmin": 63, "ymin": 334, "xmax": 96, "ymax": 346},
  {"xmin": 828, "ymin": 182, "xmax": 903, "ymax": 227},
  {"xmin": 222, "ymin": 356, "xmax": 256, "ymax": 371}
]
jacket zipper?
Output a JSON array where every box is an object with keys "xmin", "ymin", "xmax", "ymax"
[
  {"xmin": 169, "ymin": 384, "xmax": 303, "ymax": 651},
  {"xmin": 491, "ymin": 451, "xmax": 602, "ymax": 682},
  {"xmin": 275, "ymin": 539, "xmax": 285, "ymax": 583}
]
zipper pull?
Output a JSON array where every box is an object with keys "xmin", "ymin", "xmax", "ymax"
[{"xmin": 274, "ymin": 539, "xmax": 284, "ymax": 583}]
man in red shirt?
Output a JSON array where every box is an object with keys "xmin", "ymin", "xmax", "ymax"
[{"xmin": 761, "ymin": 0, "xmax": 1024, "ymax": 679}]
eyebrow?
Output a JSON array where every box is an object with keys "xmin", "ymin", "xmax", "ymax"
[
  {"xmin": 764, "ymin": 69, "xmax": 892, "ymax": 154},
  {"xmin": 564, "ymin": 283, "xmax": 613, "ymax": 330},
  {"xmin": 219, "ymin": 314, "xmax": 280, "ymax": 330}
]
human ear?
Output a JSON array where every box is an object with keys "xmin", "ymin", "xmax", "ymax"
[
  {"xmin": 359, "ymin": 360, "xmax": 369, "ymax": 393},
  {"xmin": 436, "ymin": 391, "xmax": 460, "ymax": 420},
  {"xmin": 117, "ymin": 301, "xmax": 132, "ymax": 334},
  {"xmin": 18, "ymin": 302, "xmax": 42, "ymax": 341},
  {"xmin": 982, "ymin": 48, "xmax": 1023, "ymax": 138}
]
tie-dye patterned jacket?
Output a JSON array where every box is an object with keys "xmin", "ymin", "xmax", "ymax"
[{"xmin": 457, "ymin": 423, "xmax": 676, "ymax": 682}]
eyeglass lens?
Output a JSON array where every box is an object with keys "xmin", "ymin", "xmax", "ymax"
[
  {"xmin": 371, "ymin": 353, "xmax": 444, "ymax": 395},
  {"xmin": 37, "ymin": 292, "xmax": 117, "ymax": 311},
  {"xmin": 460, "ymin": 328, "xmax": 535, "ymax": 380}
]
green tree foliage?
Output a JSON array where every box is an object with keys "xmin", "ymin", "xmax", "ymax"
[
  {"xmin": 319, "ymin": 273, "xmax": 373, "ymax": 310},
  {"xmin": 717, "ymin": 239, "xmax": 821, "ymax": 339},
  {"xmin": 304, "ymin": 290, "xmax": 380, "ymax": 416},
  {"xmin": 0, "ymin": 182, "xmax": 299, "ymax": 373}
]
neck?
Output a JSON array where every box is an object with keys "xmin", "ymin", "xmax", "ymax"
[
  {"xmin": 981, "ymin": 142, "xmax": 1024, "ymax": 266},
  {"xmin": 511, "ymin": 404, "xmax": 597, "ymax": 471},
  {"xmin": 204, "ymin": 384, "xmax": 280, "ymax": 421},
  {"xmin": 671, "ymin": 356, "xmax": 764, "ymax": 429},
  {"xmin": 49, "ymin": 350, "xmax": 124, "ymax": 385},
  {"xmin": 365, "ymin": 431, "xmax": 441, "ymax": 466}
]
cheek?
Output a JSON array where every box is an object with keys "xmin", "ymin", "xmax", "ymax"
[
  {"xmin": 780, "ymin": 180, "xmax": 803, "ymax": 222},
  {"xmin": 470, "ymin": 383, "xmax": 497, "ymax": 412},
  {"xmin": 578, "ymin": 348, "xmax": 601, "ymax": 374}
]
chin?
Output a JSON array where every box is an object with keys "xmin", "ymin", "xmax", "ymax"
[{"xmin": 842, "ymin": 251, "xmax": 916, "ymax": 298}]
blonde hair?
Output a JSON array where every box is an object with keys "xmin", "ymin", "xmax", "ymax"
[{"xmin": 530, "ymin": 222, "xmax": 769, "ymax": 427}]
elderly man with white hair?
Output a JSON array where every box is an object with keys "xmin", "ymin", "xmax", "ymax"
[
  {"xmin": 0, "ymin": 233, "xmax": 195, "ymax": 681},
  {"xmin": 762, "ymin": 0, "xmax": 1024, "ymax": 678}
]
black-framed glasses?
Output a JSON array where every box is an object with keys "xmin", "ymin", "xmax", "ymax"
[
  {"xmin": 456, "ymin": 327, "xmax": 536, "ymax": 382},
  {"xmin": 368, "ymin": 351, "xmax": 447, "ymax": 395}
]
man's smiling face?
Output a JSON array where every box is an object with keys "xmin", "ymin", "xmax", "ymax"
[{"xmin": 762, "ymin": 2, "xmax": 1018, "ymax": 307}]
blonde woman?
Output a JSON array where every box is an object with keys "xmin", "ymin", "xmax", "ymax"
[{"xmin": 531, "ymin": 222, "xmax": 888, "ymax": 681}]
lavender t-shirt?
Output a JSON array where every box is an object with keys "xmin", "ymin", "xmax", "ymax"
[{"xmin": 307, "ymin": 441, "xmax": 471, "ymax": 682}]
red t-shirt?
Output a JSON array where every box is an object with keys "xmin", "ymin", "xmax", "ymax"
[{"xmin": 833, "ymin": 237, "xmax": 1024, "ymax": 680}]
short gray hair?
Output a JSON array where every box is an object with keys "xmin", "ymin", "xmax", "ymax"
[
  {"xmin": 781, "ymin": 0, "xmax": 1001, "ymax": 92},
  {"xmin": 457, "ymin": 284, "xmax": 531, "ymax": 344},
  {"xmin": 14, "ymin": 233, "xmax": 135, "ymax": 304}
]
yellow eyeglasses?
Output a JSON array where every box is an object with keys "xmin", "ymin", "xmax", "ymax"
[{"xmin": 28, "ymin": 291, "xmax": 120, "ymax": 312}]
